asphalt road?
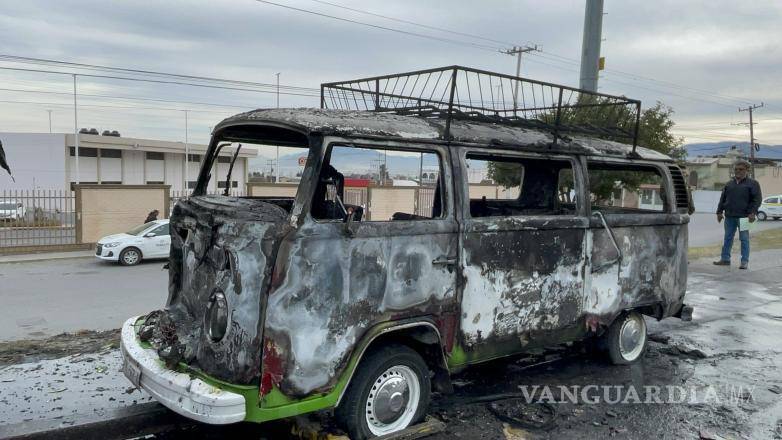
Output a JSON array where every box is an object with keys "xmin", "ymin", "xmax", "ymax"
[
  {"xmin": 2, "ymin": 251, "xmax": 781, "ymax": 439},
  {"xmin": 0, "ymin": 257, "xmax": 167, "ymax": 341},
  {"xmin": 688, "ymin": 212, "xmax": 782, "ymax": 247}
]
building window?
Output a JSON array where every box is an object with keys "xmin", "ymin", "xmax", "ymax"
[
  {"xmin": 217, "ymin": 156, "xmax": 233, "ymax": 164},
  {"xmin": 100, "ymin": 148, "xmax": 122, "ymax": 158},
  {"xmin": 69, "ymin": 147, "xmax": 98, "ymax": 157},
  {"xmin": 187, "ymin": 154, "xmax": 201, "ymax": 163},
  {"xmin": 218, "ymin": 181, "xmax": 239, "ymax": 189},
  {"xmin": 187, "ymin": 181, "xmax": 198, "ymax": 189},
  {"xmin": 146, "ymin": 152, "xmax": 165, "ymax": 160},
  {"xmin": 146, "ymin": 180, "xmax": 164, "ymax": 184}
]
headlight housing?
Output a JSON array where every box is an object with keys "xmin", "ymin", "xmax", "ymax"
[
  {"xmin": 205, "ymin": 290, "xmax": 228, "ymax": 342},
  {"xmin": 104, "ymin": 242, "xmax": 121, "ymax": 248}
]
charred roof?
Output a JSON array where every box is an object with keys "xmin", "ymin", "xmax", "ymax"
[{"xmin": 215, "ymin": 108, "xmax": 673, "ymax": 162}]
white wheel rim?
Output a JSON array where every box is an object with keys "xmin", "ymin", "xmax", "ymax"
[
  {"xmin": 365, "ymin": 365, "xmax": 420, "ymax": 436},
  {"xmin": 123, "ymin": 250, "xmax": 139, "ymax": 264},
  {"xmin": 619, "ymin": 314, "xmax": 646, "ymax": 361}
]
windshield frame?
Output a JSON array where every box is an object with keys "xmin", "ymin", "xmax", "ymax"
[{"xmin": 194, "ymin": 122, "xmax": 311, "ymax": 196}]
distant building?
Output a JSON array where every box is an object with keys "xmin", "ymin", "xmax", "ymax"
[
  {"xmin": 0, "ymin": 132, "xmax": 256, "ymax": 193},
  {"xmin": 687, "ymin": 148, "xmax": 782, "ymax": 194}
]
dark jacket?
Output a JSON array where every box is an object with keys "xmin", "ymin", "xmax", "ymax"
[{"xmin": 716, "ymin": 177, "xmax": 762, "ymax": 217}]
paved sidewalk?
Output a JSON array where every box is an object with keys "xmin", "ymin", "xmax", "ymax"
[{"xmin": 0, "ymin": 250, "xmax": 95, "ymax": 264}]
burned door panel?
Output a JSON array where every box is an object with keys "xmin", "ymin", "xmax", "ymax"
[
  {"xmin": 261, "ymin": 141, "xmax": 458, "ymax": 398},
  {"xmin": 586, "ymin": 218, "xmax": 688, "ymax": 323},
  {"xmin": 457, "ymin": 151, "xmax": 588, "ymax": 361},
  {"xmin": 584, "ymin": 161, "xmax": 689, "ymax": 325}
]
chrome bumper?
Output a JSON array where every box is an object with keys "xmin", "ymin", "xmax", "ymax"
[{"xmin": 120, "ymin": 316, "xmax": 246, "ymax": 424}]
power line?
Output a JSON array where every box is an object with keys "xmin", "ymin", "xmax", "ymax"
[
  {"xmin": 253, "ymin": 0, "xmax": 501, "ymax": 52},
  {"xmin": 0, "ymin": 65, "xmax": 321, "ymax": 98},
  {"xmin": 0, "ymin": 86, "xmax": 267, "ymax": 110},
  {"xmin": 0, "ymin": 98, "xmax": 237, "ymax": 114},
  {"xmin": 0, "ymin": 54, "xmax": 319, "ymax": 93},
  {"xmin": 304, "ymin": 0, "xmax": 538, "ymax": 48}
]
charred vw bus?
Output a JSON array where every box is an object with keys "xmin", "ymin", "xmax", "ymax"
[{"xmin": 121, "ymin": 66, "xmax": 691, "ymax": 438}]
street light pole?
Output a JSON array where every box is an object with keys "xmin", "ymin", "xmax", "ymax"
[
  {"xmin": 47, "ymin": 110, "xmax": 52, "ymax": 133},
  {"xmin": 501, "ymin": 45, "xmax": 539, "ymax": 109},
  {"xmin": 73, "ymin": 74, "xmax": 80, "ymax": 184},
  {"xmin": 184, "ymin": 110, "xmax": 190, "ymax": 192},
  {"xmin": 275, "ymin": 72, "xmax": 280, "ymax": 108}
]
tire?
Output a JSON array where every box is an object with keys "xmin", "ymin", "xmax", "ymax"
[
  {"xmin": 119, "ymin": 247, "xmax": 142, "ymax": 266},
  {"xmin": 774, "ymin": 217, "xmax": 781, "ymax": 221},
  {"xmin": 335, "ymin": 344, "xmax": 431, "ymax": 439},
  {"xmin": 603, "ymin": 311, "xmax": 648, "ymax": 365},
  {"xmin": 757, "ymin": 211, "xmax": 767, "ymax": 221}
]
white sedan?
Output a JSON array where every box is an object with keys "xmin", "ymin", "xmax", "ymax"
[{"xmin": 95, "ymin": 219, "xmax": 171, "ymax": 266}]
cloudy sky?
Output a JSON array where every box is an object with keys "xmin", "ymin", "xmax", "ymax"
[{"xmin": 1, "ymin": 0, "xmax": 781, "ymax": 148}]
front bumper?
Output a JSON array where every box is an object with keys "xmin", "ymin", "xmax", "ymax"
[
  {"xmin": 95, "ymin": 244, "xmax": 119, "ymax": 261},
  {"xmin": 120, "ymin": 316, "xmax": 246, "ymax": 424}
]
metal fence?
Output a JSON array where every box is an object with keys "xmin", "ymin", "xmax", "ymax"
[{"xmin": 0, "ymin": 189, "xmax": 76, "ymax": 250}]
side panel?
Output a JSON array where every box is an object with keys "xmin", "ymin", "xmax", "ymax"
[
  {"xmin": 584, "ymin": 162, "xmax": 689, "ymax": 325},
  {"xmin": 454, "ymin": 148, "xmax": 590, "ymax": 365},
  {"xmin": 260, "ymin": 140, "xmax": 459, "ymax": 400},
  {"xmin": 586, "ymin": 216, "xmax": 688, "ymax": 323}
]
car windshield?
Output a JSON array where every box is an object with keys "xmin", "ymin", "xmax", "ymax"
[
  {"xmin": 0, "ymin": 203, "xmax": 19, "ymax": 210},
  {"xmin": 126, "ymin": 222, "xmax": 157, "ymax": 236}
]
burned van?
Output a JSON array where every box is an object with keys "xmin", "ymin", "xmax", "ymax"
[{"xmin": 120, "ymin": 66, "xmax": 692, "ymax": 438}]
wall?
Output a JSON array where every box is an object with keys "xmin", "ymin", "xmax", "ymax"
[
  {"xmin": 0, "ymin": 133, "xmax": 67, "ymax": 190},
  {"xmin": 367, "ymin": 187, "xmax": 416, "ymax": 221},
  {"xmin": 76, "ymin": 184, "xmax": 169, "ymax": 244},
  {"xmin": 247, "ymin": 182, "xmax": 299, "ymax": 197}
]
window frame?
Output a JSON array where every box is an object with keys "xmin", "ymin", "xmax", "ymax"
[
  {"xmin": 584, "ymin": 158, "xmax": 673, "ymax": 215},
  {"xmin": 459, "ymin": 148, "xmax": 585, "ymax": 220},
  {"xmin": 311, "ymin": 141, "xmax": 450, "ymax": 224}
]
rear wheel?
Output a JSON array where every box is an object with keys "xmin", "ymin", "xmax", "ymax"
[
  {"xmin": 758, "ymin": 211, "xmax": 767, "ymax": 221},
  {"xmin": 603, "ymin": 311, "xmax": 647, "ymax": 365},
  {"xmin": 336, "ymin": 344, "xmax": 431, "ymax": 439},
  {"xmin": 119, "ymin": 247, "xmax": 142, "ymax": 266}
]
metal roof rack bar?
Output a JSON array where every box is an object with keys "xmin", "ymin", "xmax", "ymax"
[{"xmin": 321, "ymin": 66, "xmax": 642, "ymax": 152}]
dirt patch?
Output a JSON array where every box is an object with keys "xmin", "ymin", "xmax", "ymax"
[{"xmin": 0, "ymin": 328, "xmax": 120, "ymax": 366}]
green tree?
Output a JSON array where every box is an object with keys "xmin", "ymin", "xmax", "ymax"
[{"xmin": 487, "ymin": 100, "xmax": 684, "ymax": 202}]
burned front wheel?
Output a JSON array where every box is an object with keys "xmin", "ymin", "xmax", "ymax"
[
  {"xmin": 335, "ymin": 344, "xmax": 430, "ymax": 439},
  {"xmin": 604, "ymin": 311, "xmax": 648, "ymax": 365}
]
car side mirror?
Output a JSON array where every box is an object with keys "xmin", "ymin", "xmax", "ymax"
[{"xmin": 144, "ymin": 232, "xmax": 156, "ymax": 238}]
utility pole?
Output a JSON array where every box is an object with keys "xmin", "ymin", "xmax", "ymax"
[
  {"xmin": 47, "ymin": 110, "xmax": 52, "ymax": 133},
  {"xmin": 579, "ymin": 0, "xmax": 604, "ymax": 92},
  {"xmin": 501, "ymin": 45, "xmax": 539, "ymax": 108},
  {"xmin": 183, "ymin": 110, "xmax": 190, "ymax": 192},
  {"xmin": 72, "ymin": 75, "xmax": 79, "ymax": 184},
  {"xmin": 275, "ymin": 72, "xmax": 281, "ymax": 108},
  {"xmin": 738, "ymin": 103, "xmax": 764, "ymax": 178}
]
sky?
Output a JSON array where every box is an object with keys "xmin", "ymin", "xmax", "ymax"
[{"xmin": 1, "ymin": 0, "xmax": 781, "ymax": 151}]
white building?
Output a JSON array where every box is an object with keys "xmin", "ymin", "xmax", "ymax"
[{"xmin": 0, "ymin": 132, "xmax": 255, "ymax": 193}]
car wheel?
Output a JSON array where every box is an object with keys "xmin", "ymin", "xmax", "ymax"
[
  {"xmin": 336, "ymin": 344, "xmax": 431, "ymax": 439},
  {"xmin": 758, "ymin": 211, "xmax": 767, "ymax": 221},
  {"xmin": 119, "ymin": 247, "xmax": 142, "ymax": 266},
  {"xmin": 604, "ymin": 311, "xmax": 648, "ymax": 365}
]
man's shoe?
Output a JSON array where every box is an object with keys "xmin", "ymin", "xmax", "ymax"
[
  {"xmin": 739, "ymin": 262, "xmax": 748, "ymax": 270},
  {"xmin": 713, "ymin": 260, "xmax": 730, "ymax": 266}
]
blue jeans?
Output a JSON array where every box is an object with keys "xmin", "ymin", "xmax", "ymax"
[{"xmin": 721, "ymin": 216, "xmax": 750, "ymax": 263}]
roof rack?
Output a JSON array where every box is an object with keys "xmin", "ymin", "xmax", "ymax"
[{"xmin": 321, "ymin": 66, "xmax": 642, "ymax": 151}]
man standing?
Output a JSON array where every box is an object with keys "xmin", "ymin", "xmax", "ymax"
[{"xmin": 714, "ymin": 159, "xmax": 762, "ymax": 269}]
